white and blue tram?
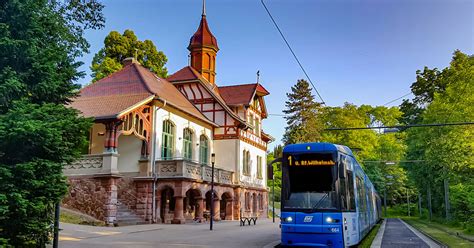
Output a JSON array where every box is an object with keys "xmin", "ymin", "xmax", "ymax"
[{"xmin": 279, "ymin": 142, "xmax": 382, "ymax": 247}]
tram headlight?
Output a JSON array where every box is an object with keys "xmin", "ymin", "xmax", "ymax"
[
  {"xmin": 282, "ymin": 216, "xmax": 293, "ymax": 223},
  {"xmin": 326, "ymin": 216, "xmax": 334, "ymax": 223}
]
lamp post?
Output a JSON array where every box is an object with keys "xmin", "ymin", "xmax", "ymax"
[{"xmin": 210, "ymin": 153, "xmax": 215, "ymax": 231}]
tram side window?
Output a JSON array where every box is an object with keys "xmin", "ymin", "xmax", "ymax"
[
  {"xmin": 347, "ymin": 170, "xmax": 356, "ymax": 211},
  {"xmin": 357, "ymin": 176, "xmax": 367, "ymax": 212}
]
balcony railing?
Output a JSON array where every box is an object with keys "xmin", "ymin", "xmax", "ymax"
[
  {"xmin": 156, "ymin": 158, "xmax": 234, "ymax": 185},
  {"xmin": 63, "ymin": 154, "xmax": 104, "ymax": 175},
  {"xmin": 63, "ymin": 153, "xmax": 119, "ymax": 176}
]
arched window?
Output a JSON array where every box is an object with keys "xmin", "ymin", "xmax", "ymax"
[
  {"xmin": 199, "ymin": 135, "xmax": 209, "ymax": 164},
  {"xmin": 257, "ymin": 156, "xmax": 263, "ymax": 179},
  {"xmin": 183, "ymin": 128, "xmax": 193, "ymax": 160},
  {"xmin": 243, "ymin": 150, "xmax": 251, "ymax": 176},
  {"xmin": 162, "ymin": 120, "xmax": 175, "ymax": 159}
]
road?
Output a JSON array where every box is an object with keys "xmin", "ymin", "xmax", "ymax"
[{"xmin": 59, "ymin": 219, "xmax": 280, "ymax": 248}]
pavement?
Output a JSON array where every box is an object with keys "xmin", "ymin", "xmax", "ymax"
[
  {"xmin": 372, "ymin": 218, "xmax": 441, "ymax": 248},
  {"xmin": 59, "ymin": 219, "xmax": 280, "ymax": 248}
]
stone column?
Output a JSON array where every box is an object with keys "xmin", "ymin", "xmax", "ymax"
[
  {"xmin": 233, "ymin": 187, "xmax": 241, "ymax": 220},
  {"xmin": 135, "ymin": 181, "xmax": 152, "ymax": 222},
  {"xmin": 212, "ymin": 198, "xmax": 220, "ymax": 221},
  {"xmin": 172, "ymin": 196, "xmax": 185, "ymax": 224},
  {"xmin": 102, "ymin": 177, "xmax": 118, "ymax": 226},
  {"xmin": 155, "ymin": 195, "xmax": 161, "ymax": 223},
  {"xmin": 196, "ymin": 197, "xmax": 204, "ymax": 222}
]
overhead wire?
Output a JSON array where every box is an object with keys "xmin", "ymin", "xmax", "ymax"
[
  {"xmin": 260, "ymin": 0, "xmax": 326, "ymax": 105},
  {"xmin": 383, "ymin": 92, "xmax": 413, "ymax": 106}
]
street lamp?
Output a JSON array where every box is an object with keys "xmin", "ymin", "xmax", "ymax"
[{"xmin": 210, "ymin": 153, "xmax": 215, "ymax": 231}]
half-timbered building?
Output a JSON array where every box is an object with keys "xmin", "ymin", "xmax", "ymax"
[{"xmin": 63, "ymin": 5, "xmax": 273, "ymax": 225}]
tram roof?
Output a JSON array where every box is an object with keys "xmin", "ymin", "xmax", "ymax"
[{"xmin": 283, "ymin": 142, "xmax": 354, "ymax": 156}]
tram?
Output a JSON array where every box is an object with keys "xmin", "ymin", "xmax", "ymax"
[{"xmin": 279, "ymin": 142, "xmax": 381, "ymax": 247}]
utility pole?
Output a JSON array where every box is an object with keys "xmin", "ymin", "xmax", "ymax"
[
  {"xmin": 53, "ymin": 202, "xmax": 60, "ymax": 248},
  {"xmin": 272, "ymin": 173, "xmax": 275, "ymax": 223},
  {"xmin": 444, "ymin": 178, "xmax": 451, "ymax": 220},
  {"xmin": 407, "ymin": 188, "xmax": 410, "ymax": 217},
  {"xmin": 210, "ymin": 153, "xmax": 215, "ymax": 231},
  {"xmin": 427, "ymin": 184, "xmax": 432, "ymax": 221},
  {"xmin": 418, "ymin": 193, "xmax": 422, "ymax": 217},
  {"xmin": 384, "ymin": 189, "xmax": 387, "ymax": 217}
]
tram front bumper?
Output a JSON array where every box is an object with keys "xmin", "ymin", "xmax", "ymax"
[{"xmin": 281, "ymin": 224, "xmax": 344, "ymax": 247}]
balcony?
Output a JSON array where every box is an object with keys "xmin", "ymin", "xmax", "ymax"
[{"xmin": 156, "ymin": 158, "xmax": 234, "ymax": 185}]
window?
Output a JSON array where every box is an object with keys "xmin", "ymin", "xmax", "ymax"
[
  {"xmin": 183, "ymin": 128, "xmax": 193, "ymax": 160},
  {"xmin": 243, "ymin": 150, "xmax": 251, "ymax": 176},
  {"xmin": 199, "ymin": 135, "xmax": 209, "ymax": 164},
  {"xmin": 162, "ymin": 120, "xmax": 175, "ymax": 159},
  {"xmin": 257, "ymin": 156, "xmax": 263, "ymax": 179}
]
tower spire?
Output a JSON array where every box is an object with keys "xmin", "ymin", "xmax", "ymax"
[
  {"xmin": 202, "ymin": 0, "xmax": 206, "ymax": 17},
  {"xmin": 188, "ymin": 0, "xmax": 219, "ymax": 84}
]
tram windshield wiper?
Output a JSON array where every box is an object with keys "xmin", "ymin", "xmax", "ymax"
[{"xmin": 311, "ymin": 192, "xmax": 329, "ymax": 210}]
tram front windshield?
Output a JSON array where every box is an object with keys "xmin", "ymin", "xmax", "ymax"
[{"xmin": 282, "ymin": 153, "xmax": 338, "ymax": 211}]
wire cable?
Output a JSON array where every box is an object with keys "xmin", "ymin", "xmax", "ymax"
[
  {"xmin": 383, "ymin": 92, "xmax": 413, "ymax": 106},
  {"xmin": 324, "ymin": 121, "xmax": 474, "ymax": 131},
  {"xmin": 260, "ymin": 0, "xmax": 326, "ymax": 105}
]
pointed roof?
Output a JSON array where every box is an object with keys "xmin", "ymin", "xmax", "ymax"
[
  {"xmin": 167, "ymin": 66, "xmax": 248, "ymax": 127},
  {"xmin": 70, "ymin": 62, "xmax": 216, "ymax": 126},
  {"xmin": 188, "ymin": 11, "xmax": 218, "ymax": 51},
  {"xmin": 218, "ymin": 83, "xmax": 270, "ymax": 106}
]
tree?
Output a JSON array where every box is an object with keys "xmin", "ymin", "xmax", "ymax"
[
  {"xmin": 399, "ymin": 50, "xmax": 466, "ymax": 125},
  {"xmin": 282, "ymin": 79, "xmax": 323, "ymax": 144},
  {"xmin": 267, "ymin": 145, "xmax": 283, "ymax": 202},
  {"xmin": 91, "ymin": 29, "xmax": 168, "ymax": 81},
  {"xmin": 403, "ymin": 51, "xmax": 473, "ymax": 226},
  {"xmin": 319, "ymin": 103, "xmax": 409, "ymax": 203},
  {"xmin": 0, "ymin": 0, "xmax": 103, "ymax": 246}
]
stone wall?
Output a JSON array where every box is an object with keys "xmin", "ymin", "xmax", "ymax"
[{"xmin": 62, "ymin": 176, "xmax": 118, "ymax": 225}]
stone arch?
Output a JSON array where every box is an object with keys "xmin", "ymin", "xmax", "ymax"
[
  {"xmin": 159, "ymin": 186, "xmax": 175, "ymax": 223},
  {"xmin": 183, "ymin": 188, "xmax": 202, "ymax": 222},
  {"xmin": 220, "ymin": 192, "xmax": 234, "ymax": 220}
]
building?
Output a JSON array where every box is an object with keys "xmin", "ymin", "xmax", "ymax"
[{"xmin": 63, "ymin": 4, "xmax": 273, "ymax": 225}]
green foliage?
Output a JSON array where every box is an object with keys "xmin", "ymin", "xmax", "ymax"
[
  {"xmin": 0, "ymin": 0, "xmax": 101, "ymax": 246},
  {"xmin": 357, "ymin": 223, "xmax": 381, "ymax": 248},
  {"xmin": 91, "ymin": 29, "xmax": 168, "ymax": 81},
  {"xmin": 267, "ymin": 146, "xmax": 282, "ymax": 202},
  {"xmin": 282, "ymin": 79, "xmax": 323, "ymax": 144},
  {"xmin": 318, "ymin": 103, "xmax": 411, "ymax": 204},
  {"xmin": 403, "ymin": 51, "xmax": 473, "ymax": 228}
]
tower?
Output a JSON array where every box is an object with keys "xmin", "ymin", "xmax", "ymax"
[{"xmin": 188, "ymin": 0, "xmax": 219, "ymax": 84}]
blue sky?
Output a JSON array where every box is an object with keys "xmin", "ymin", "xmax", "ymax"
[{"xmin": 78, "ymin": 0, "xmax": 473, "ymax": 149}]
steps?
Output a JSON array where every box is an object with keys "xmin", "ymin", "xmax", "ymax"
[{"xmin": 116, "ymin": 201, "xmax": 147, "ymax": 226}]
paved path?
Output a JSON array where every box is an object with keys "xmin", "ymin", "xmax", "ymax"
[
  {"xmin": 372, "ymin": 218, "xmax": 440, "ymax": 248},
  {"xmin": 59, "ymin": 219, "xmax": 280, "ymax": 248}
]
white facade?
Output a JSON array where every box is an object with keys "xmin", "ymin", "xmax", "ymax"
[{"xmin": 153, "ymin": 105, "xmax": 214, "ymax": 163}]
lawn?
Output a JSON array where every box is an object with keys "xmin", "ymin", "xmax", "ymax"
[
  {"xmin": 402, "ymin": 217, "xmax": 474, "ymax": 248},
  {"xmin": 60, "ymin": 208, "xmax": 104, "ymax": 226},
  {"xmin": 357, "ymin": 222, "xmax": 381, "ymax": 248}
]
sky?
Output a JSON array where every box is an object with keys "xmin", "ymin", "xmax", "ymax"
[{"xmin": 78, "ymin": 0, "xmax": 473, "ymax": 150}]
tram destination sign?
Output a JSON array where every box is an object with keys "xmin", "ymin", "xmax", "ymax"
[{"xmin": 287, "ymin": 155, "xmax": 335, "ymax": 166}]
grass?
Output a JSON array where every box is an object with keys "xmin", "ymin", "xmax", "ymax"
[
  {"xmin": 402, "ymin": 217, "xmax": 474, "ymax": 248},
  {"xmin": 357, "ymin": 222, "xmax": 381, "ymax": 248},
  {"xmin": 60, "ymin": 209, "xmax": 104, "ymax": 226}
]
